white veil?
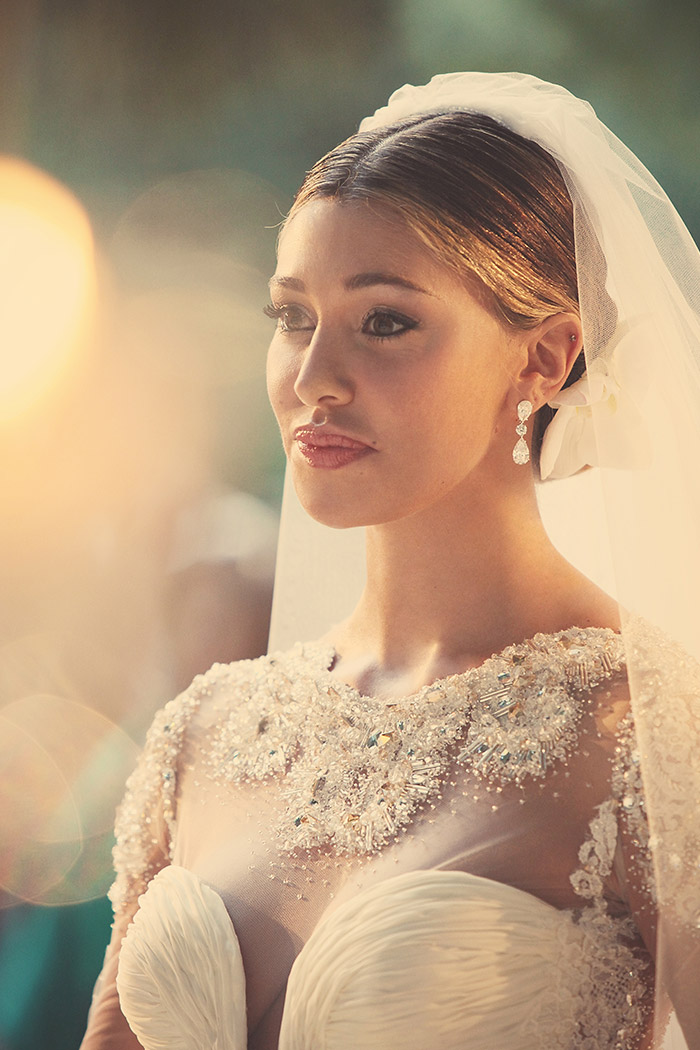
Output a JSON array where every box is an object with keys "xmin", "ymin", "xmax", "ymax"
[{"xmin": 269, "ymin": 73, "xmax": 700, "ymax": 1048}]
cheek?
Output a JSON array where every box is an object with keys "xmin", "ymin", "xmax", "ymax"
[
  {"xmin": 266, "ymin": 341, "xmax": 299, "ymax": 419},
  {"xmin": 386, "ymin": 357, "xmax": 483, "ymax": 435},
  {"xmin": 397, "ymin": 359, "xmax": 506, "ymax": 466}
]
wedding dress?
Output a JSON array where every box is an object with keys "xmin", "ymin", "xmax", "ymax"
[{"xmin": 83, "ymin": 619, "xmax": 693, "ymax": 1050}]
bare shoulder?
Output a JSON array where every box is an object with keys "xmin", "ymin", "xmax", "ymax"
[{"xmin": 554, "ymin": 559, "xmax": 622, "ymax": 634}]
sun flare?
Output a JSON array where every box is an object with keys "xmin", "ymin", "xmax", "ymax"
[{"xmin": 0, "ymin": 158, "xmax": 96, "ymax": 421}]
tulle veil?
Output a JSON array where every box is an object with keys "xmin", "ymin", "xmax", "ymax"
[{"xmin": 269, "ymin": 73, "xmax": 700, "ymax": 1049}]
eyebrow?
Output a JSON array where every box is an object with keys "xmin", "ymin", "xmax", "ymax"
[
  {"xmin": 268, "ymin": 272, "xmax": 434, "ymax": 295},
  {"xmin": 345, "ymin": 272, "xmax": 433, "ymax": 295}
]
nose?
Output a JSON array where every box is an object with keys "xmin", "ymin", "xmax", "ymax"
[{"xmin": 293, "ymin": 326, "xmax": 354, "ymax": 409}]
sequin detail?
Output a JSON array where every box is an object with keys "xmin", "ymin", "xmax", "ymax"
[{"xmin": 204, "ymin": 626, "xmax": 624, "ymax": 855}]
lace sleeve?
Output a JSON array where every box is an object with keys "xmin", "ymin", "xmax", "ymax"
[
  {"xmin": 613, "ymin": 619, "xmax": 700, "ymax": 932},
  {"xmin": 108, "ymin": 685, "xmax": 202, "ymax": 916}
]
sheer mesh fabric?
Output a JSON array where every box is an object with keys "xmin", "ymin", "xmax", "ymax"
[{"xmin": 82, "ymin": 631, "xmax": 659, "ymax": 1049}]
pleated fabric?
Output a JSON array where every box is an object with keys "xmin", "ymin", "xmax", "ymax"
[
  {"xmin": 117, "ymin": 865, "xmax": 608, "ymax": 1050},
  {"xmin": 116, "ymin": 866, "xmax": 247, "ymax": 1050},
  {"xmin": 278, "ymin": 869, "xmax": 593, "ymax": 1050}
]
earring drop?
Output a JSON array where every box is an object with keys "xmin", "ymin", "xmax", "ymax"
[
  {"xmin": 310, "ymin": 407, "xmax": 328, "ymax": 427},
  {"xmin": 513, "ymin": 399, "xmax": 533, "ymax": 465}
]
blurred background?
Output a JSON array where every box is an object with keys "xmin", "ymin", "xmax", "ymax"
[{"xmin": 0, "ymin": 0, "xmax": 698, "ymax": 1047}]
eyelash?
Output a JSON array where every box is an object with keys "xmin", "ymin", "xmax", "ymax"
[
  {"xmin": 361, "ymin": 309, "xmax": 419, "ymax": 340},
  {"xmin": 263, "ymin": 303, "xmax": 314, "ymax": 332},
  {"xmin": 263, "ymin": 304, "xmax": 419, "ymax": 341}
]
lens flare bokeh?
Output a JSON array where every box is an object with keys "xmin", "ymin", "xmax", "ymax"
[
  {"xmin": 0, "ymin": 158, "xmax": 96, "ymax": 422},
  {"xmin": 0, "ymin": 695, "xmax": 139, "ymax": 906}
]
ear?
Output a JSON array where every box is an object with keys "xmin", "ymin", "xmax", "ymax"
[{"xmin": 516, "ymin": 313, "xmax": 583, "ymax": 406}]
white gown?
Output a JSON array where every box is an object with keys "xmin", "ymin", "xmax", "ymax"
[
  {"xmin": 117, "ymin": 864, "xmax": 644, "ymax": 1050},
  {"xmin": 84, "ymin": 621, "xmax": 697, "ymax": 1050}
]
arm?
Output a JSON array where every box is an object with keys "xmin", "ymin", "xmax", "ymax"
[
  {"xmin": 80, "ymin": 689, "xmax": 196, "ymax": 1049},
  {"xmin": 611, "ymin": 638, "xmax": 700, "ymax": 1050},
  {"xmin": 80, "ymin": 903, "xmax": 145, "ymax": 1050},
  {"xmin": 615, "ymin": 777, "xmax": 700, "ymax": 1049}
]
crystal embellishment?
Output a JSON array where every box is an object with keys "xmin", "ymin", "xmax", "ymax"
[
  {"xmin": 513, "ymin": 438, "xmax": 530, "ymax": 464},
  {"xmin": 513, "ymin": 399, "xmax": 533, "ymax": 465},
  {"xmin": 104, "ymin": 618, "xmax": 686, "ymax": 1050},
  {"xmin": 197, "ymin": 627, "xmax": 624, "ymax": 857}
]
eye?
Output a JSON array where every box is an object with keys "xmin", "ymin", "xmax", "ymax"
[
  {"xmin": 263, "ymin": 303, "xmax": 315, "ymax": 333},
  {"xmin": 362, "ymin": 309, "xmax": 418, "ymax": 339}
]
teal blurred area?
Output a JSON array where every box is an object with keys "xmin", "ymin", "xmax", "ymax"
[
  {"xmin": 1, "ymin": 0, "xmax": 698, "ymax": 239},
  {"xmin": 0, "ymin": 1, "xmax": 697, "ymax": 1047},
  {"xmin": 0, "ymin": 898, "xmax": 112, "ymax": 1050}
]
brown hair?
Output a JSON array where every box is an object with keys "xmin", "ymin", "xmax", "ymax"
[{"xmin": 288, "ymin": 111, "xmax": 587, "ymax": 470}]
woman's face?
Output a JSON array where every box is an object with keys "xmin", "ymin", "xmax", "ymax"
[{"xmin": 266, "ymin": 199, "xmax": 525, "ymax": 529}]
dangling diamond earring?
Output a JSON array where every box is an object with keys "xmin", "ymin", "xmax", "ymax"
[{"xmin": 513, "ymin": 399, "xmax": 533, "ymax": 465}]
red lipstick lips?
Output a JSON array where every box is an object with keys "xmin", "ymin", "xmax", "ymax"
[{"xmin": 293, "ymin": 426, "xmax": 374, "ymax": 469}]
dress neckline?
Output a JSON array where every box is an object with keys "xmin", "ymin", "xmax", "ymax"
[
  {"xmin": 299, "ymin": 623, "xmax": 623, "ymax": 707},
  {"xmin": 204, "ymin": 623, "xmax": 627, "ymax": 856}
]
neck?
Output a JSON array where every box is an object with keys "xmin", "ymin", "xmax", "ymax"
[{"xmin": 331, "ymin": 471, "xmax": 607, "ymax": 687}]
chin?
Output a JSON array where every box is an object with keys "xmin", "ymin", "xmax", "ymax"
[
  {"xmin": 291, "ymin": 465, "xmax": 445, "ymax": 530},
  {"xmin": 297, "ymin": 486, "xmax": 418, "ymax": 531},
  {"xmin": 300, "ymin": 497, "xmax": 374, "ymax": 531},
  {"xmin": 291, "ymin": 468, "xmax": 376, "ymax": 530}
]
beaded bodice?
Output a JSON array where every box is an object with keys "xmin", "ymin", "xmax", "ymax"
[
  {"xmin": 205, "ymin": 627, "xmax": 621, "ymax": 856},
  {"xmin": 111, "ymin": 626, "xmax": 630, "ymax": 900},
  {"xmin": 109, "ymin": 624, "xmax": 668, "ymax": 1049}
]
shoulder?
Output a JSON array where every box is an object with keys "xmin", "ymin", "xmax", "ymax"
[
  {"xmin": 587, "ymin": 616, "xmax": 700, "ymax": 772},
  {"xmin": 122, "ymin": 640, "xmax": 331, "ymax": 799},
  {"xmin": 603, "ymin": 617, "xmax": 700, "ymax": 764},
  {"xmin": 182, "ymin": 642, "xmax": 333, "ymax": 730},
  {"xmin": 454, "ymin": 625, "xmax": 624, "ymax": 785},
  {"xmin": 620, "ymin": 616, "xmax": 700, "ymax": 709},
  {"xmin": 578, "ymin": 616, "xmax": 700, "ymax": 739},
  {"xmin": 109, "ymin": 647, "xmax": 312, "ymax": 913}
]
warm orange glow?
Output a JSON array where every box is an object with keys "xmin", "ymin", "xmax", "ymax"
[{"xmin": 0, "ymin": 157, "xmax": 96, "ymax": 421}]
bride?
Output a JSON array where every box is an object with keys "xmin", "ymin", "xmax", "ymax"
[{"xmin": 81, "ymin": 74, "xmax": 700, "ymax": 1050}]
